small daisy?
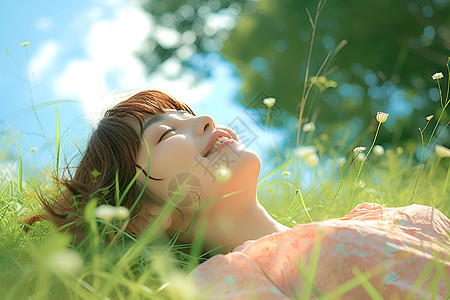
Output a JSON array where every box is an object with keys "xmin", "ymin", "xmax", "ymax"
[
  {"xmin": 353, "ymin": 146, "xmax": 366, "ymax": 154},
  {"xmin": 432, "ymin": 72, "xmax": 444, "ymax": 80}
]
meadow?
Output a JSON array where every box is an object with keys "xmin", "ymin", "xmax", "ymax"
[{"xmin": 1, "ymin": 41, "xmax": 449, "ymax": 300}]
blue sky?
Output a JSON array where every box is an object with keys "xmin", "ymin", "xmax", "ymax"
[{"xmin": 0, "ymin": 0, "xmax": 282, "ymax": 177}]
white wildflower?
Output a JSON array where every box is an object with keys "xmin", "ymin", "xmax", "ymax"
[
  {"xmin": 306, "ymin": 153, "xmax": 319, "ymax": 167},
  {"xmin": 373, "ymin": 145, "xmax": 384, "ymax": 156},
  {"xmin": 302, "ymin": 122, "xmax": 316, "ymax": 132},
  {"xmin": 295, "ymin": 146, "xmax": 317, "ymax": 159},
  {"xmin": 432, "ymin": 72, "xmax": 444, "ymax": 80},
  {"xmin": 115, "ymin": 206, "xmax": 130, "ymax": 220},
  {"xmin": 263, "ymin": 97, "xmax": 276, "ymax": 108},
  {"xmin": 282, "ymin": 171, "xmax": 291, "ymax": 176},
  {"xmin": 95, "ymin": 205, "xmax": 116, "ymax": 223},
  {"xmin": 435, "ymin": 145, "xmax": 450, "ymax": 158},
  {"xmin": 353, "ymin": 146, "xmax": 366, "ymax": 154},
  {"xmin": 376, "ymin": 112, "xmax": 389, "ymax": 123},
  {"xmin": 30, "ymin": 147, "xmax": 37, "ymax": 153},
  {"xmin": 20, "ymin": 41, "xmax": 31, "ymax": 47},
  {"xmin": 49, "ymin": 250, "xmax": 83, "ymax": 274}
]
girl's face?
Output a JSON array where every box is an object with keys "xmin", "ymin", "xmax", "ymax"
[{"xmin": 135, "ymin": 109, "xmax": 261, "ymax": 235}]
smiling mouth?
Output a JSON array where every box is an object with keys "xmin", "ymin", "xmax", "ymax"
[
  {"xmin": 204, "ymin": 138, "xmax": 234, "ymax": 157},
  {"xmin": 201, "ymin": 130, "xmax": 235, "ymax": 157}
]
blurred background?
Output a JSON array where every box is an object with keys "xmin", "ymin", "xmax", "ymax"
[{"xmin": 0, "ymin": 0, "xmax": 449, "ymax": 178}]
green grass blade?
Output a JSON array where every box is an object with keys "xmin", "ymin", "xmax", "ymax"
[
  {"xmin": 56, "ymin": 104, "xmax": 60, "ymax": 178},
  {"xmin": 297, "ymin": 189, "xmax": 313, "ymax": 222},
  {"xmin": 13, "ymin": 100, "xmax": 79, "ymax": 116},
  {"xmin": 15, "ymin": 142, "xmax": 23, "ymax": 192},
  {"xmin": 351, "ymin": 267, "xmax": 383, "ymax": 300}
]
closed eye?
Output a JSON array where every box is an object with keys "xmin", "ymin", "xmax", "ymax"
[{"xmin": 158, "ymin": 128, "xmax": 176, "ymax": 143}]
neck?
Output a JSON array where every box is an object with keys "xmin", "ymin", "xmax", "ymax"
[{"xmin": 203, "ymin": 195, "xmax": 289, "ymax": 253}]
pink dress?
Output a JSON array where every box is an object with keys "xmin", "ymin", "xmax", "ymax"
[{"xmin": 192, "ymin": 203, "xmax": 450, "ymax": 299}]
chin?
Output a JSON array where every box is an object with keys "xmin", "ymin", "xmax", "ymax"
[
  {"xmin": 199, "ymin": 142, "xmax": 261, "ymax": 200},
  {"xmin": 236, "ymin": 147, "xmax": 261, "ymax": 173},
  {"xmin": 223, "ymin": 145, "xmax": 261, "ymax": 187}
]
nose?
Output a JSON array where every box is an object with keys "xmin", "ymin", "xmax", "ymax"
[{"xmin": 195, "ymin": 115, "xmax": 215, "ymax": 135}]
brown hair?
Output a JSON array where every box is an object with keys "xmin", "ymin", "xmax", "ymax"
[{"xmin": 23, "ymin": 90, "xmax": 195, "ymax": 243}]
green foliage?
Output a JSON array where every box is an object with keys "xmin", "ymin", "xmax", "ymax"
[
  {"xmin": 223, "ymin": 0, "xmax": 449, "ymax": 144},
  {"xmin": 138, "ymin": 0, "xmax": 450, "ymax": 146},
  {"xmin": 138, "ymin": 0, "xmax": 248, "ymax": 77}
]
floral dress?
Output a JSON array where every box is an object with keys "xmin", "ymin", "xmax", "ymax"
[{"xmin": 192, "ymin": 203, "xmax": 450, "ymax": 299}]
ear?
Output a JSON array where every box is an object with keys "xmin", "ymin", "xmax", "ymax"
[{"xmin": 127, "ymin": 205, "xmax": 173, "ymax": 235}]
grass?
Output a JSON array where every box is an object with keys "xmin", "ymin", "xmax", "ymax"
[
  {"xmin": 1, "ymin": 25, "xmax": 450, "ymax": 300},
  {"xmin": 1, "ymin": 91, "xmax": 449, "ymax": 298}
]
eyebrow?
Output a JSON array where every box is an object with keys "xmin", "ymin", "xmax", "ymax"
[{"xmin": 141, "ymin": 111, "xmax": 190, "ymax": 136}]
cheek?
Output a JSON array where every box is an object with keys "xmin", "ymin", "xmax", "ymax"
[{"xmin": 150, "ymin": 137, "xmax": 197, "ymax": 177}]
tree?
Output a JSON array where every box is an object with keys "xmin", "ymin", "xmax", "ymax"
[{"xmin": 138, "ymin": 0, "xmax": 450, "ymax": 146}]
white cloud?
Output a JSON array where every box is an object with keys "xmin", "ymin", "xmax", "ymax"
[
  {"xmin": 147, "ymin": 71, "xmax": 212, "ymax": 105},
  {"xmin": 88, "ymin": 8, "xmax": 151, "ymax": 70},
  {"xmin": 55, "ymin": 60, "xmax": 108, "ymax": 119},
  {"xmin": 31, "ymin": 40, "xmax": 60, "ymax": 75},
  {"xmin": 54, "ymin": 2, "xmax": 212, "ymax": 120}
]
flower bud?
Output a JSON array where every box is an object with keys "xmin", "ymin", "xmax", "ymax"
[
  {"xmin": 336, "ymin": 157, "xmax": 347, "ymax": 167},
  {"xmin": 295, "ymin": 146, "xmax": 317, "ymax": 159},
  {"xmin": 306, "ymin": 153, "xmax": 319, "ymax": 167},
  {"xmin": 302, "ymin": 122, "xmax": 316, "ymax": 132},
  {"xmin": 95, "ymin": 205, "xmax": 116, "ymax": 223},
  {"xmin": 435, "ymin": 145, "xmax": 450, "ymax": 158},
  {"xmin": 373, "ymin": 145, "xmax": 384, "ymax": 156},
  {"xmin": 376, "ymin": 112, "xmax": 389, "ymax": 123},
  {"xmin": 263, "ymin": 97, "xmax": 276, "ymax": 108},
  {"xmin": 115, "ymin": 206, "xmax": 130, "ymax": 220},
  {"xmin": 49, "ymin": 250, "xmax": 83, "ymax": 274}
]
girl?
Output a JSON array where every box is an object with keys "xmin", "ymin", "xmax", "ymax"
[{"xmin": 28, "ymin": 90, "xmax": 450, "ymax": 299}]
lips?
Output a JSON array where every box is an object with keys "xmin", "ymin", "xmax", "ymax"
[{"xmin": 201, "ymin": 129, "xmax": 234, "ymax": 157}]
